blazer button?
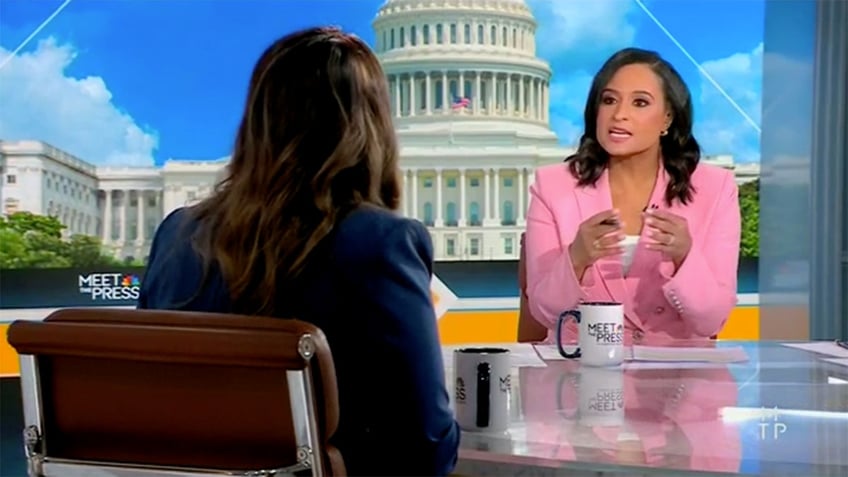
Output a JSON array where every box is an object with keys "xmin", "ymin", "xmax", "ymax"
[
  {"xmin": 633, "ymin": 330, "xmax": 644, "ymax": 342},
  {"xmin": 654, "ymin": 306, "xmax": 665, "ymax": 314}
]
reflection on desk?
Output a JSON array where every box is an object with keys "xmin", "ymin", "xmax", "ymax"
[
  {"xmin": 452, "ymin": 341, "xmax": 848, "ymax": 477},
  {"xmin": 520, "ymin": 362, "xmax": 740, "ymax": 473}
]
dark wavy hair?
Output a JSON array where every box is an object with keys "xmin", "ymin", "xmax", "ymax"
[
  {"xmin": 567, "ymin": 47, "xmax": 700, "ymax": 205},
  {"xmin": 189, "ymin": 26, "xmax": 401, "ymax": 315}
]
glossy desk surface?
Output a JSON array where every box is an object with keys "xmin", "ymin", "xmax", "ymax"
[{"xmin": 445, "ymin": 341, "xmax": 848, "ymax": 477}]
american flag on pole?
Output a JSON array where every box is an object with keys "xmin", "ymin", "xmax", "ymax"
[{"xmin": 451, "ymin": 96, "xmax": 471, "ymax": 110}]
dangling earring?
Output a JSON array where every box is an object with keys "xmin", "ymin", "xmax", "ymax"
[{"xmin": 660, "ymin": 129, "xmax": 668, "ymax": 137}]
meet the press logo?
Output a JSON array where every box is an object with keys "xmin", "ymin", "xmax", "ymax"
[{"xmin": 78, "ymin": 273, "xmax": 141, "ymax": 300}]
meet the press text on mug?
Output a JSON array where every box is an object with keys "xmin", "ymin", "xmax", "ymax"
[
  {"xmin": 588, "ymin": 322, "xmax": 623, "ymax": 344},
  {"xmin": 589, "ymin": 389, "xmax": 624, "ymax": 412},
  {"xmin": 498, "ymin": 375, "xmax": 511, "ymax": 392},
  {"xmin": 455, "ymin": 378, "xmax": 466, "ymax": 402}
]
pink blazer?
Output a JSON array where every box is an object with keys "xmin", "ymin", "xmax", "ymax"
[{"xmin": 525, "ymin": 162, "xmax": 741, "ymax": 344}]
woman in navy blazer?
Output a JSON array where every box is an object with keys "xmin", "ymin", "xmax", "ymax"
[{"xmin": 137, "ymin": 27, "xmax": 460, "ymax": 476}]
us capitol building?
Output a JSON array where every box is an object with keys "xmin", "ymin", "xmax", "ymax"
[{"xmin": 0, "ymin": 0, "xmax": 758, "ymax": 262}]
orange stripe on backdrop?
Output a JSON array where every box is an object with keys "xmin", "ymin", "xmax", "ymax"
[
  {"xmin": 437, "ymin": 306, "xmax": 760, "ymax": 344},
  {"xmin": 719, "ymin": 307, "xmax": 760, "ymax": 340},
  {"xmin": 0, "ymin": 324, "xmax": 19, "ymax": 377},
  {"xmin": 0, "ymin": 307, "xmax": 760, "ymax": 377}
]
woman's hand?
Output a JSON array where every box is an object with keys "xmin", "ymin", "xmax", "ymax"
[
  {"xmin": 569, "ymin": 209, "xmax": 625, "ymax": 277},
  {"xmin": 643, "ymin": 209, "xmax": 692, "ymax": 270}
]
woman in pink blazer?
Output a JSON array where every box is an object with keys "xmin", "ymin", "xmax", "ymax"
[{"xmin": 525, "ymin": 47, "xmax": 741, "ymax": 345}]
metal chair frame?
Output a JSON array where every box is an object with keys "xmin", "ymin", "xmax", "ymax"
[{"xmin": 17, "ymin": 333, "xmax": 327, "ymax": 477}]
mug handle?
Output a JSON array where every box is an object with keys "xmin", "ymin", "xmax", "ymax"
[
  {"xmin": 556, "ymin": 310, "xmax": 581, "ymax": 359},
  {"xmin": 555, "ymin": 372, "xmax": 578, "ymax": 418}
]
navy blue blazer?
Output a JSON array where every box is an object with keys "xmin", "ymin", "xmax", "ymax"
[{"xmin": 138, "ymin": 205, "xmax": 460, "ymax": 476}]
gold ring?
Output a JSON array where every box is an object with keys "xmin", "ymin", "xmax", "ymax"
[{"xmin": 593, "ymin": 240, "xmax": 601, "ymax": 249}]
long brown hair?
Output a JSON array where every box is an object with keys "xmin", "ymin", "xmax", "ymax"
[{"xmin": 189, "ymin": 26, "xmax": 401, "ymax": 315}]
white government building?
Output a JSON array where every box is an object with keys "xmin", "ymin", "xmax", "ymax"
[{"xmin": 0, "ymin": 0, "xmax": 759, "ymax": 262}]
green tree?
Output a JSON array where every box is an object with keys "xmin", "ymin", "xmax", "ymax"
[
  {"xmin": 66, "ymin": 234, "xmax": 123, "ymax": 268},
  {"xmin": 738, "ymin": 179, "xmax": 759, "ymax": 258},
  {"xmin": 2, "ymin": 212, "xmax": 64, "ymax": 237},
  {"xmin": 0, "ymin": 212, "xmax": 125, "ymax": 269},
  {"xmin": 0, "ymin": 228, "xmax": 29, "ymax": 268}
]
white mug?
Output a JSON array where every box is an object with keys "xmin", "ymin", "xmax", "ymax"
[
  {"xmin": 577, "ymin": 366, "xmax": 625, "ymax": 427},
  {"xmin": 556, "ymin": 302, "xmax": 625, "ymax": 367},
  {"xmin": 453, "ymin": 347, "xmax": 511, "ymax": 433}
]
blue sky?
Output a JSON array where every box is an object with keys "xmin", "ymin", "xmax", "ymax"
[{"xmin": 0, "ymin": 0, "xmax": 769, "ymax": 166}]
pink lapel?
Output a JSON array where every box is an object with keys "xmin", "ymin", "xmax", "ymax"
[
  {"xmin": 573, "ymin": 169, "xmax": 630, "ymax": 309},
  {"xmin": 575, "ymin": 165, "xmax": 687, "ymax": 330}
]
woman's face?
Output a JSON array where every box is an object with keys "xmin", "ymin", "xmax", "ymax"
[{"xmin": 595, "ymin": 63, "xmax": 672, "ymax": 160}]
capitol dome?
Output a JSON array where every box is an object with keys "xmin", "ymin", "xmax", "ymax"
[
  {"xmin": 372, "ymin": 0, "xmax": 559, "ymax": 146},
  {"xmin": 367, "ymin": 0, "xmax": 571, "ymax": 262}
]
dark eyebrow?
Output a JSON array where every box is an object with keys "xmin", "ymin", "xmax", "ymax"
[
  {"xmin": 601, "ymin": 88, "xmax": 655, "ymax": 100},
  {"xmin": 632, "ymin": 90, "xmax": 655, "ymax": 99}
]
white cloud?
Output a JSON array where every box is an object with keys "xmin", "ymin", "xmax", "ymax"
[
  {"xmin": 529, "ymin": 0, "xmax": 636, "ymax": 55},
  {"xmin": 529, "ymin": 0, "xmax": 638, "ymax": 146},
  {"xmin": 694, "ymin": 43, "xmax": 763, "ymax": 163},
  {"xmin": 0, "ymin": 37, "xmax": 158, "ymax": 166}
]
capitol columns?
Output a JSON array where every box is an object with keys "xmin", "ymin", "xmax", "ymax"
[
  {"xmin": 103, "ymin": 189, "xmax": 113, "ymax": 244},
  {"xmin": 534, "ymin": 80, "xmax": 540, "ymax": 121},
  {"xmin": 435, "ymin": 167, "xmax": 444, "ymax": 227},
  {"xmin": 458, "ymin": 168, "xmax": 467, "ymax": 227},
  {"xmin": 519, "ymin": 76, "xmax": 525, "ymax": 116},
  {"xmin": 518, "ymin": 167, "xmax": 526, "ymax": 224},
  {"xmin": 409, "ymin": 74, "xmax": 416, "ymax": 117},
  {"xmin": 441, "ymin": 71, "xmax": 448, "ymax": 114},
  {"xmin": 506, "ymin": 74, "xmax": 512, "ymax": 114},
  {"xmin": 483, "ymin": 168, "xmax": 500, "ymax": 227},
  {"xmin": 488, "ymin": 74, "xmax": 496, "ymax": 115},
  {"xmin": 402, "ymin": 171, "xmax": 409, "ymax": 216},
  {"xmin": 394, "ymin": 77, "xmax": 401, "ymax": 118},
  {"xmin": 135, "ymin": 190, "xmax": 147, "ymax": 245},
  {"xmin": 411, "ymin": 169, "xmax": 419, "ymax": 220},
  {"xmin": 118, "ymin": 190, "xmax": 127, "ymax": 244},
  {"xmin": 484, "ymin": 168, "xmax": 492, "ymax": 223},
  {"xmin": 474, "ymin": 74, "xmax": 481, "ymax": 114},
  {"xmin": 425, "ymin": 74, "xmax": 432, "ymax": 115},
  {"xmin": 493, "ymin": 168, "xmax": 500, "ymax": 224}
]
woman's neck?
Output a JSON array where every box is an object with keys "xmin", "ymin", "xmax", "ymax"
[{"xmin": 607, "ymin": 148, "xmax": 661, "ymax": 188}]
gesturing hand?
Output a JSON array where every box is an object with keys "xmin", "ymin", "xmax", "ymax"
[
  {"xmin": 643, "ymin": 209, "xmax": 692, "ymax": 269},
  {"xmin": 569, "ymin": 209, "xmax": 625, "ymax": 274}
]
